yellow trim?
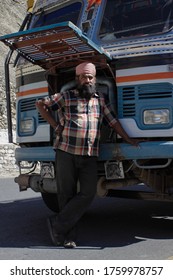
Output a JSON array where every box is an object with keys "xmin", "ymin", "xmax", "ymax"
[{"xmin": 27, "ymin": 0, "xmax": 35, "ymax": 12}]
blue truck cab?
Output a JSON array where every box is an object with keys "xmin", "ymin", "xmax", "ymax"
[{"xmin": 1, "ymin": 0, "xmax": 173, "ymax": 211}]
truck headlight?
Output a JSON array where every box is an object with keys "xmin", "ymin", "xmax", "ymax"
[
  {"xmin": 143, "ymin": 109, "xmax": 170, "ymax": 125},
  {"xmin": 20, "ymin": 118, "xmax": 35, "ymax": 134}
]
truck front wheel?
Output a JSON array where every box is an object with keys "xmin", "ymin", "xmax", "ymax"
[{"xmin": 41, "ymin": 193, "xmax": 59, "ymax": 213}]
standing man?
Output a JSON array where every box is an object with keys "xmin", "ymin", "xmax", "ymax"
[{"xmin": 36, "ymin": 62, "xmax": 140, "ymax": 248}]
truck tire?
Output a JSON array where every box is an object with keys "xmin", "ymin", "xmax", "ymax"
[{"xmin": 41, "ymin": 193, "xmax": 59, "ymax": 213}]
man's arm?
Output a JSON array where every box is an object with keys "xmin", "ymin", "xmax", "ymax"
[
  {"xmin": 113, "ymin": 120, "xmax": 140, "ymax": 146},
  {"xmin": 36, "ymin": 99, "xmax": 58, "ymax": 130},
  {"xmin": 102, "ymin": 98, "xmax": 141, "ymax": 146}
]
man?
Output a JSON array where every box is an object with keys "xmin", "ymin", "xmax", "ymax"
[{"xmin": 36, "ymin": 62, "xmax": 140, "ymax": 248}]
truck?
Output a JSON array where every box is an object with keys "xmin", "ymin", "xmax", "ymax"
[{"xmin": 1, "ymin": 0, "xmax": 173, "ymax": 212}]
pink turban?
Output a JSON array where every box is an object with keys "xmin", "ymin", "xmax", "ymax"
[{"xmin": 76, "ymin": 62, "xmax": 96, "ymax": 76}]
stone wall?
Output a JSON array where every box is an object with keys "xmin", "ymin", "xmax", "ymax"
[
  {"xmin": 0, "ymin": 130, "xmax": 18, "ymax": 177},
  {"xmin": 0, "ymin": 143, "xmax": 18, "ymax": 177}
]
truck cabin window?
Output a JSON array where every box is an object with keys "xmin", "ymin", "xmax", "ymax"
[{"xmin": 99, "ymin": 0, "xmax": 173, "ymax": 40}]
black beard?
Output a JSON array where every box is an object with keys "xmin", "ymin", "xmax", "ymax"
[{"xmin": 77, "ymin": 84, "xmax": 96, "ymax": 99}]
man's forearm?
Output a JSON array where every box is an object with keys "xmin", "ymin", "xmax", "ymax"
[
  {"xmin": 113, "ymin": 120, "xmax": 141, "ymax": 147},
  {"xmin": 114, "ymin": 120, "xmax": 132, "ymax": 143},
  {"xmin": 36, "ymin": 100, "xmax": 58, "ymax": 129}
]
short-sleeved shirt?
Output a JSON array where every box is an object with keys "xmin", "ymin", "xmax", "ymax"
[{"xmin": 51, "ymin": 89, "xmax": 117, "ymax": 157}]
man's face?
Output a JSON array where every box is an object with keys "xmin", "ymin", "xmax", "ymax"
[
  {"xmin": 77, "ymin": 73, "xmax": 96, "ymax": 86},
  {"xmin": 76, "ymin": 73, "xmax": 96, "ymax": 99}
]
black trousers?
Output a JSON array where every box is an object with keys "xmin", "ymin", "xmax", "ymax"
[{"xmin": 54, "ymin": 149, "xmax": 97, "ymax": 236}]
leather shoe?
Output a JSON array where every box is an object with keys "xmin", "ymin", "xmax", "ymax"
[
  {"xmin": 64, "ymin": 240, "xmax": 76, "ymax": 249},
  {"xmin": 47, "ymin": 216, "xmax": 64, "ymax": 246}
]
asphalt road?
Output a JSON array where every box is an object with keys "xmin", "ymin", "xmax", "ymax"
[{"xmin": 0, "ymin": 177, "xmax": 173, "ymax": 260}]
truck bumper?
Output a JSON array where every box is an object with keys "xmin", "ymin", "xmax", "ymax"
[
  {"xmin": 15, "ymin": 141, "xmax": 173, "ymax": 162},
  {"xmin": 99, "ymin": 141, "xmax": 173, "ymax": 161}
]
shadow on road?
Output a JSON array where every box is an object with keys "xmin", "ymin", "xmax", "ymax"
[
  {"xmin": 77, "ymin": 197, "xmax": 173, "ymax": 248},
  {"xmin": 0, "ymin": 195, "xmax": 173, "ymax": 249},
  {"xmin": 0, "ymin": 197, "xmax": 51, "ymax": 247}
]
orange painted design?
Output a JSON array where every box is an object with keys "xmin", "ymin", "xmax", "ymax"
[
  {"xmin": 16, "ymin": 87, "xmax": 48, "ymax": 97},
  {"xmin": 116, "ymin": 72, "xmax": 173, "ymax": 83},
  {"xmin": 87, "ymin": 0, "xmax": 102, "ymax": 11}
]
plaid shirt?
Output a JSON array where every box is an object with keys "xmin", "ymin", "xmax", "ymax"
[{"xmin": 51, "ymin": 90, "xmax": 117, "ymax": 156}]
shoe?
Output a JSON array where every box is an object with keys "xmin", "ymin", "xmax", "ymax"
[
  {"xmin": 64, "ymin": 240, "xmax": 77, "ymax": 249},
  {"xmin": 47, "ymin": 216, "xmax": 64, "ymax": 246}
]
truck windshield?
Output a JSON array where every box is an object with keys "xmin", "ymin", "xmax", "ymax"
[
  {"xmin": 99, "ymin": 0, "xmax": 173, "ymax": 40},
  {"xmin": 29, "ymin": 2, "xmax": 82, "ymax": 28}
]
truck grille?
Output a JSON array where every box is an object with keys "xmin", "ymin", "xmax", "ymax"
[
  {"xmin": 20, "ymin": 98, "xmax": 36, "ymax": 111},
  {"xmin": 119, "ymin": 83, "xmax": 173, "ymax": 117}
]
